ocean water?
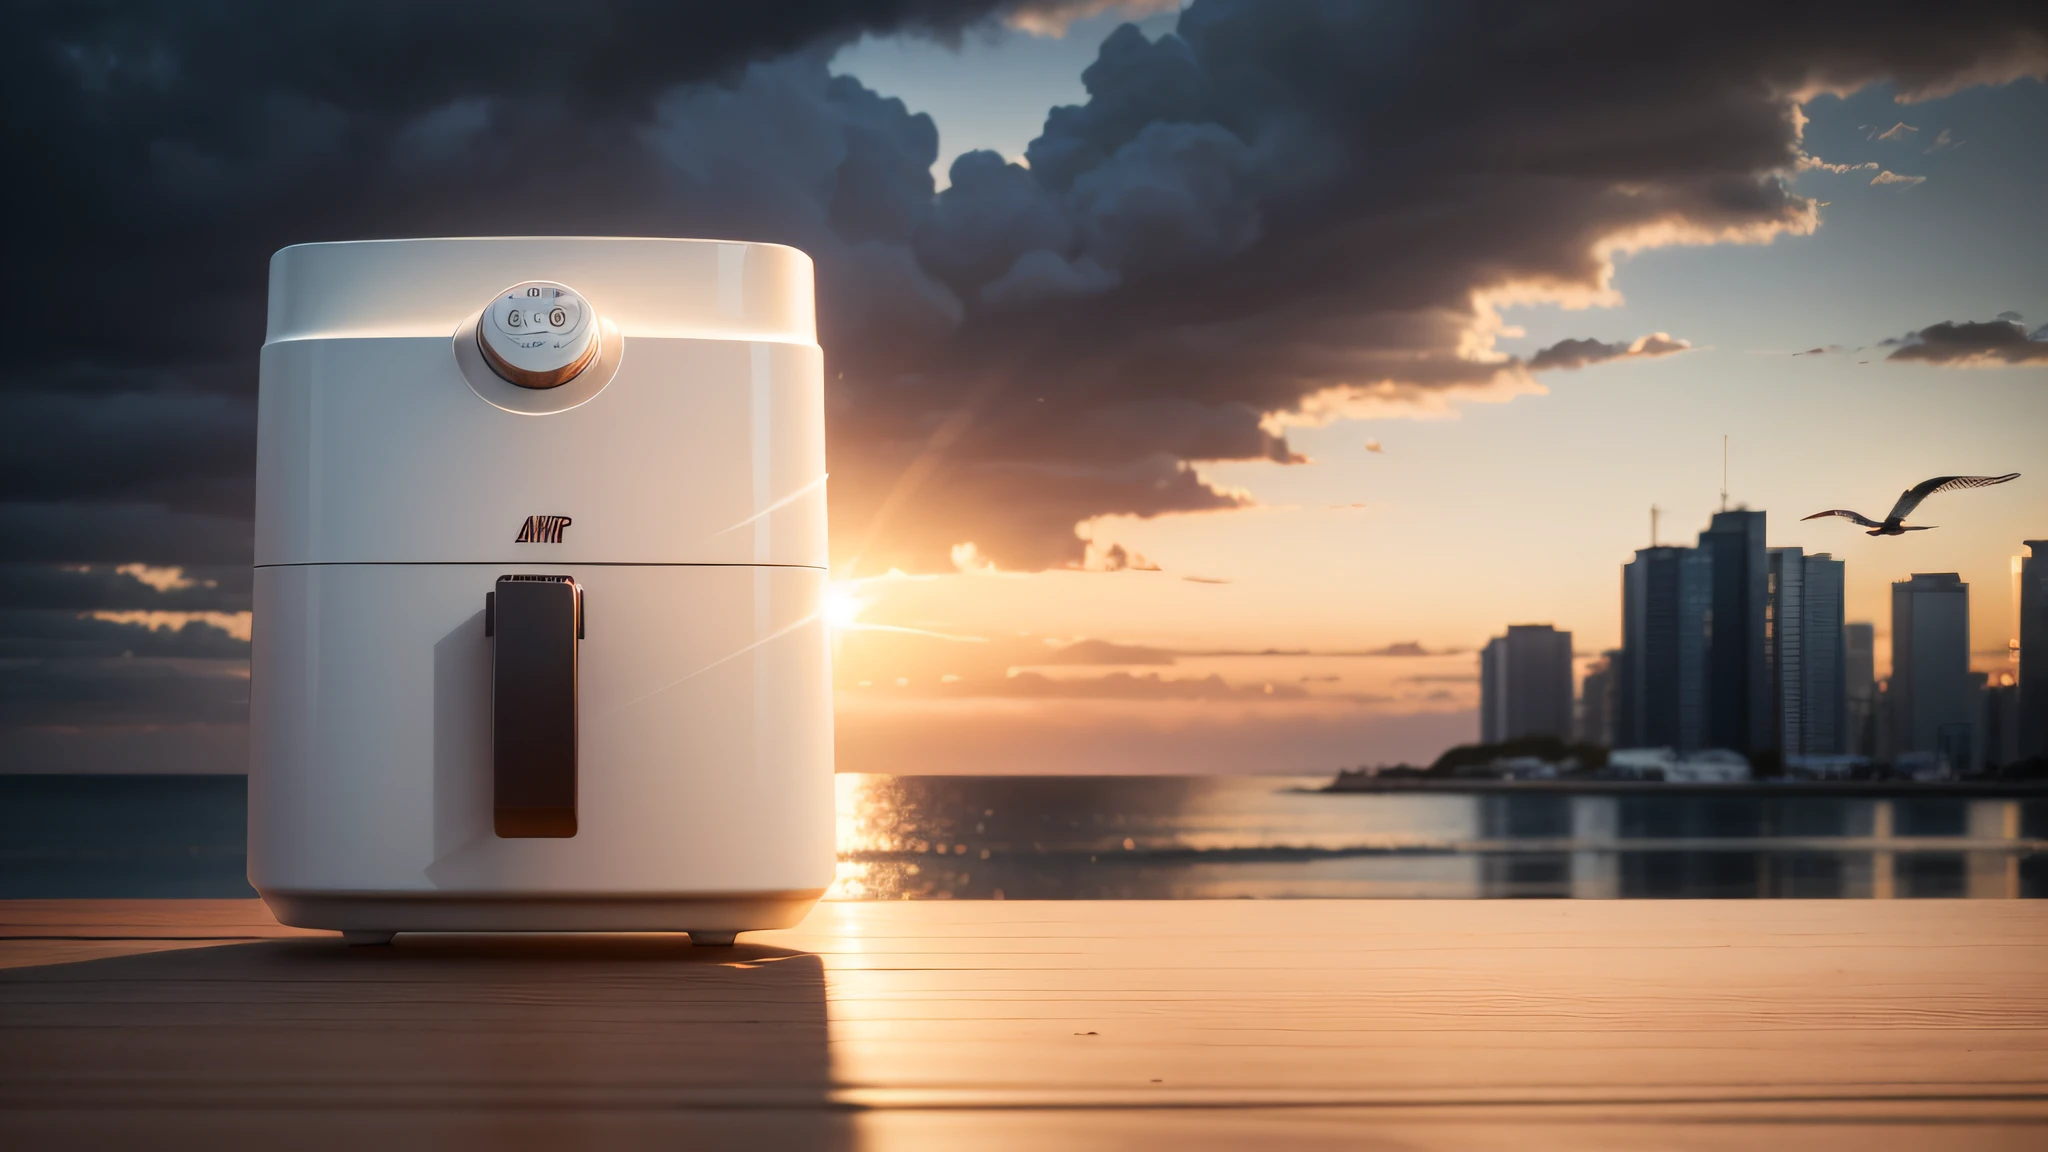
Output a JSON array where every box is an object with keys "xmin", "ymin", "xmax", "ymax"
[{"xmin": 4, "ymin": 773, "xmax": 2044, "ymax": 900}]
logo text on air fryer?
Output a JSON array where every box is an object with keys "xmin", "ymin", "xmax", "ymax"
[{"xmin": 515, "ymin": 515, "xmax": 573, "ymax": 544}]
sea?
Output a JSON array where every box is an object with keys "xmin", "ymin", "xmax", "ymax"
[{"xmin": 4, "ymin": 773, "xmax": 2044, "ymax": 900}]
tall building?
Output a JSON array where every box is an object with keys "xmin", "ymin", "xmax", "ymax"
[
  {"xmin": 1618, "ymin": 546, "xmax": 1710, "ymax": 750},
  {"xmin": 1845, "ymin": 621, "xmax": 1877, "ymax": 756},
  {"xmin": 1768, "ymin": 548, "xmax": 1847, "ymax": 755},
  {"xmin": 1981, "ymin": 674, "xmax": 2019, "ymax": 770},
  {"xmin": 2021, "ymin": 541, "xmax": 2048, "ymax": 759},
  {"xmin": 1700, "ymin": 509, "xmax": 1771, "ymax": 755},
  {"xmin": 1891, "ymin": 572, "xmax": 1973, "ymax": 774},
  {"xmin": 1578, "ymin": 649, "xmax": 1620, "ymax": 747},
  {"xmin": 1481, "ymin": 624, "xmax": 1575, "ymax": 744}
]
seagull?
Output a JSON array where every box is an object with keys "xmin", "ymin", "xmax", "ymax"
[{"xmin": 1803, "ymin": 473, "xmax": 2019, "ymax": 535}]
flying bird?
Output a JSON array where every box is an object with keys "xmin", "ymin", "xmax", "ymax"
[{"xmin": 1803, "ymin": 473, "xmax": 2019, "ymax": 535}]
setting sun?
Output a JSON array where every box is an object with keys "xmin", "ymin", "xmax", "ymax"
[{"xmin": 823, "ymin": 582, "xmax": 866, "ymax": 630}]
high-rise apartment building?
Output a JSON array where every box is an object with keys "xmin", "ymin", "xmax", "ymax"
[
  {"xmin": 1700, "ymin": 509, "xmax": 1771, "ymax": 755},
  {"xmin": 1618, "ymin": 546, "xmax": 1710, "ymax": 750},
  {"xmin": 1845, "ymin": 621, "xmax": 1877, "ymax": 756},
  {"xmin": 1981, "ymin": 674, "xmax": 2019, "ymax": 770},
  {"xmin": 2021, "ymin": 541, "xmax": 2048, "ymax": 759},
  {"xmin": 1481, "ymin": 624, "xmax": 1575, "ymax": 744},
  {"xmin": 1768, "ymin": 548, "xmax": 1847, "ymax": 755},
  {"xmin": 1891, "ymin": 572, "xmax": 1973, "ymax": 774},
  {"xmin": 1578, "ymin": 649, "xmax": 1620, "ymax": 747}
]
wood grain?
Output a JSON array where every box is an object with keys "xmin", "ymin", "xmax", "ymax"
[{"xmin": 2, "ymin": 899, "xmax": 2044, "ymax": 1150}]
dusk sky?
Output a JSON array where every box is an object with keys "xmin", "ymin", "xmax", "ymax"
[{"xmin": 5, "ymin": 1, "xmax": 2044, "ymax": 775}]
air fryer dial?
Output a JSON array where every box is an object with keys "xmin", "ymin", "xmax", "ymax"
[{"xmin": 477, "ymin": 281, "xmax": 600, "ymax": 389}]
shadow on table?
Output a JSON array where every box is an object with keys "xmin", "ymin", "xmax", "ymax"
[{"xmin": 0, "ymin": 933, "xmax": 849, "ymax": 1150}]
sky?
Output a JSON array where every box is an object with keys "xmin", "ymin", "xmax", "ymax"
[{"xmin": 3, "ymin": 1, "xmax": 2045, "ymax": 775}]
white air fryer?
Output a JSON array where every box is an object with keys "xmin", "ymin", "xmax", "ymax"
[{"xmin": 249, "ymin": 237, "xmax": 834, "ymax": 945}]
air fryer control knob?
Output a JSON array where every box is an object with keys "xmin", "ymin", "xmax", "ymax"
[{"xmin": 477, "ymin": 281, "xmax": 600, "ymax": 389}]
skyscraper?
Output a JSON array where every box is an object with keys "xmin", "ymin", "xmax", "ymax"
[
  {"xmin": 2021, "ymin": 541, "xmax": 2048, "ymax": 759},
  {"xmin": 1700, "ymin": 509, "xmax": 1771, "ymax": 755},
  {"xmin": 1891, "ymin": 572, "xmax": 1972, "ymax": 775},
  {"xmin": 1481, "ymin": 624, "xmax": 1575, "ymax": 744},
  {"xmin": 1578, "ymin": 649, "xmax": 1620, "ymax": 747},
  {"xmin": 1618, "ymin": 546, "xmax": 1710, "ymax": 750},
  {"xmin": 1769, "ymin": 548, "xmax": 1847, "ymax": 755},
  {"xmin": 1845, "ymin": 622, "xmax": 1876, "ymax": 755},
  {"xmin": 1982, "ymin": 673, "xmax": 2019, "ymax": 770}
]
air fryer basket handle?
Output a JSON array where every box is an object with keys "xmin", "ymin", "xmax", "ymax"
[{"xmin": 487, "ymin": 576, "xmax": 581, "ymax": 838}]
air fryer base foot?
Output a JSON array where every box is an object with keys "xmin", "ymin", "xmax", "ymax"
[{"xmin": 261, "ymin": 890, "xmax": 826, "ymax": 937}]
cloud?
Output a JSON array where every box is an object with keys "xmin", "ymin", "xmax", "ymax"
[
  {"xmin": 12, "ymin": 4, "xmax": 2046, "ymax": 581},
  {"xmin": 1883, "ymin": 317, "xmax": 2048, "ymax": 366},
  {"xmin": 1357, "ymin": 642, "xmax": 1438, "ymax": 658},
  {"xmin": 1798, "ymin": 156, "xmax": 1879, "ymax": 174},
  {"xmin": 852, "ymin": 668, "xmax": 1315, "ymax": 700},
  {"xmin": 1003, "ymin": 0, "xmax": 1182, "ymax": 38},
  {"xmin": 1870, "ymin": 169, "xmax": 1926, "ymax": 186},
  {"xmin": 0, "ymin": 563, "xmax": 248, "ymax": 612},
  {"xmin": 0, "ymin": 610, "xmax": 249, "ymax": 660},
  {"xmin": 1528, "ymin": 333, "xmax": 1694, "ymax": 372},
  {"xmin": 1082, "ymin": 541, "xmax": 1163, "ymax": 571},
  {"xmin": 1179, "ymin": 641, "xmax": 1461, "ymax": 657},
  {"xmin": 986, "ymin": 670, "xmax": 1309, "ymax": 700},
  {"xmin": 1042, "ymin": 638, "xmax": 1179, "ymax": 664},
  {"xmin": 11, "ymin": 3, "xmax": 2044, "ymax": 581},
  {"xmin": 1874, "ymin": 121, "xmax": 1921, "ymax": 140}
]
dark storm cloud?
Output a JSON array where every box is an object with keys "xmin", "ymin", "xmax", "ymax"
[
  {"xmin": 836, "ymin": 1, "xmax": 2046, "ymax": 570},
  {"xmin": 7, "ymin": 0, "xmax": 2048, "ymax": 585},
  {"xmin": 5, "ymin": 0, "xmax": 1065, "ymax": 741},
  {"xmin": 0, "ymin": 505, "xmax": 252, "ymax": 567},
  {"xmin": 1881, "ymin": 316, "xmax": 2048, "ymax": 365},
  {"xmin": 3, "ymin": 0, "xmax": 1032, "ymax": 566}
]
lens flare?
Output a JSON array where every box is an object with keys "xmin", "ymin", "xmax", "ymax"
[{"xmin": 823, "ymin": 582, "xmax": 865, "ymax": 630}]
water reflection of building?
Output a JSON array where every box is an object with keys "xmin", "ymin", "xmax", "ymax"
[
  {"xmin": 1768, "ymin": 549, "xmax": 1847, "ymax": 755},
  {"xmin": 2021, "ymin": 540, "xmax": 2048, "ymax": 759},
  {"xmin": 1891, "ymin": 573, "xmax": 1973, "ymax": 776},
  {"xmin": 1472, "ymin": 793, "xmax": 2038, "ymax": 900},
  {"xmin": 1480, "ymin": 624, "xmax": 1574, "ymax": 743}
]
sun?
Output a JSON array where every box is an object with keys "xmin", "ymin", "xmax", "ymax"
[{"xmin": 823, "ymin": 582, "xmax": 865, "ymax": 630}]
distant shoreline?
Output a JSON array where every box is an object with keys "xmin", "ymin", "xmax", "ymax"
[{"xmin": 1320, "ymin": 777, "xmax": 2048, "ymax": 798}]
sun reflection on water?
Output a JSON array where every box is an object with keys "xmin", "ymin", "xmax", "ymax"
[{"xmin": 828, "ymin": 774, "xmax": 980, "ymax": 900}]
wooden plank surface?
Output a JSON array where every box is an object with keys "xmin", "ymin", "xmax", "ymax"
[{"xmin": 2, "ymin": 899, "xmax": 2045, "ymax": 1150}]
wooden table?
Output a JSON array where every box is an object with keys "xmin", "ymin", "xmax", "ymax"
[{"xmin": 4, "ymin": 899, "xmax": 2045, "ymax": 1149}]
